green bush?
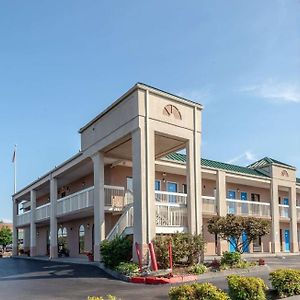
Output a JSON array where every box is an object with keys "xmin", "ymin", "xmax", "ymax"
[
  {"xmin": 100, "ymin": 236, "xmax": 132, "ymax": 268},
  {"xmin": 114, "ymin": 262, "xmax": 139, "ymax": 276},
  {"xmin": 221, "ymin": 251, "xmax": 241, "ymax": 267},
  {"xmin": 188, "ymin": 263, "xmax": 207, "ymax": 275},
  {"xmin": 227, "ymin": 275, "xmax": 267, "ymax": 300},
  {"xmin": 169, "ymin": 282, "xmax": 229, "ymax": 300},
  {"xmin": 153, "ymin": 233, "xmax": 205, "ymax": 268},
  {"xmin": 270, "ymin": 269, "xmax": 300, "ymax": 298}
]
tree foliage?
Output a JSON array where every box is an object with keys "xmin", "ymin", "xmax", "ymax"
[
  {"xmin": 207, "ymin": 215, "xmax": 271, "ymax": 253},
  {"xmin": 0, "ymin": 226, "xmax": 12, "ymax": 247}
]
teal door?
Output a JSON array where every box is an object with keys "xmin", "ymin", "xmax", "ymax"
[
  {"xmin": 285, "ymin": 229, "xmax": 290, "ymax": 252},
  {"xmin": 229, "ymin": 237, "xmax": 236, "ymax": 252},
  {"xmin": 242, "ymin": 231, "xmax": 249, "ymax": 253},
  {"xmin": 228, "ymin": 191, "xmax": 236, "ymax": 214}
]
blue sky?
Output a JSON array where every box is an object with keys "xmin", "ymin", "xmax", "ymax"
[{"xmin": 0, "ymin": 0, "xmax": 299, "ymax": 221}]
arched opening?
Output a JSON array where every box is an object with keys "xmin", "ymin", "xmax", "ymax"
[
  {"xmin": 58, "ymin": 227, "xmax": 69, "ymax": 257},
  {"xmin": 79, "ymin": 225, "xmax": 85, "ymax": 254}
]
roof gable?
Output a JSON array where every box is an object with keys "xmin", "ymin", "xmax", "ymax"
[{"xmin": 248, "ymin": 157, "xmax": 295, "ymax": 170}]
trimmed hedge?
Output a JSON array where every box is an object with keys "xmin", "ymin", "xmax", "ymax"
[
  {"xmin": 221, "ymin": 251, "xmax": 241, "ymax": 267},
  {"xmin": 153, "ymin": 233, "xmax": 205, "ymax": 268},
  {"xmin": 188, "ymin": 263, "xmax": 207, "ymax": 275},
  {"xmin": 169, "ymin": 282, "xmax": 229, "ymax": 300},
  {"xmin": 270, "ymin": 269, "xmax": 300, "ymax": 298},
  {"xmin": 227, "ymin": 275, "xmax": 267, "ymax": 300},
  {"xmin": 100, "ymin": 236, "xmax": 132, "ymax": 268}
]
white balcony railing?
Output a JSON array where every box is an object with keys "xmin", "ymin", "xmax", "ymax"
[
  {"xmin": 297, "ymin": 206, "xmax": 300, "ymax": 220},
  {"xmin": 57, "ymin": 187, "xmax": 94, "ymax": 216},
  {"xmin": 104, "ymin": 185, "xmax": 125, "ymax": 208},
  {"xmin": 279, "ymin": 204, "xmax": 290, "ymax": 219},
  {"xmin": 226, "ymin": 199, "xmax": 271, "ymax": 218},
  {"xmin": 36, "ymin": 203, "xmax": 51, "ymax": 221},
  {"xmin": 16, "ymin": 211, "xmax": 31, "ymax": 227},
  {"xmin": 155, "ymin": 190, "xmax": 187, "ymax": 204},
  {"xmin": 106, "ymin": 203, "xmax": 133, "ymax": 241},
  {"xmin": 202, "ymin": 196, "xmax": 217, "ymax": 214},
  {"xmin": 156, "ymin": 203, "xmax": 188, "ymax": 227}
]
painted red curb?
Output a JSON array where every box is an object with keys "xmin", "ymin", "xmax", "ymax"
[{"xmin": 130, "ymin": 275, "xmax": 199, "ymax": 284}]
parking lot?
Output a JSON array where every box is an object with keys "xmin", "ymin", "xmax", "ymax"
[{"xmin": 0, "ymin": 256, "xmax": 299, "ymax": 300}]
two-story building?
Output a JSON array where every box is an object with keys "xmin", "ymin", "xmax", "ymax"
[{"xmin": 12, "ymin": 83, "xmax": 300, "ymax": 261}]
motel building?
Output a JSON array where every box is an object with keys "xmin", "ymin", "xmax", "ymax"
[{"xmin": 12, "ymin": 83, "xmax": 300, "ymax": 262}]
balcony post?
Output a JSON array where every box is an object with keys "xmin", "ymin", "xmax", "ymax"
[
  {"xmin": 50, "ymin": 177, "xmax": 58, "ymax": 259},
  {"xmin": 289, "ymin": 186, "xmax": 299, "ymax": 253},
  {"xmin": 12, "ymin": 198, "xmax": 18, "ymax": 256},
  {"xmin": 271, "ymin": 182, "xmax": 280, "ymax": 253},
  {"xmin": 30, "ymin": 190, "xmax": 37, "ymax": 256},
  {"xmin": 92, "ymin": 152, "xmax": 105, "ymax": 262},
  {"xmin": 216, "ymin": 170, "xmax": 228, "ymax": 255}
]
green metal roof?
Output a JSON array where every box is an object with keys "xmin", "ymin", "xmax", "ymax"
[
  {"xmin": 248, "ymin": 157, "xmax": 295, "ymax": 169},
  {"xmin": 162, "ymin": 153, "xmax": 269, "ymax": 178}
]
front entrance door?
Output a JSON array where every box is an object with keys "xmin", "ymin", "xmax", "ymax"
[
  {"xmin": 242, "ymin": 231, "xmax": 249, "ymax": 253},
  {"xmin": 229, "ymin": 237, "xmax": 236, "ymax": 252},
  {"xmin": 285, "ymin": 229, "xmax": 290, "ymax": 252}
]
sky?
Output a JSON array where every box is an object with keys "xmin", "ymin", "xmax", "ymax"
[{"xmin": 0, "ymin": 0, "xmax": 299, "ymax": 221}]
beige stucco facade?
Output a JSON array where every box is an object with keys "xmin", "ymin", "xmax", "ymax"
[{"xmin": 12, "ymin": 83, "xmax": 300, "ymax": 262}]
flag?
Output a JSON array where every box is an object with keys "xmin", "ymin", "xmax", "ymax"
[{"xmin": 12, "ymin": 146, "xmax": 16, "ymax": 163}]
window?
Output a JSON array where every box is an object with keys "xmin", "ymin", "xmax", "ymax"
[
  {"xmin": 155, "ymin": 180, "xmax": 161, "ymax": 191},
  {"xmin": 126, "ymin": 177, "xmax": 133, "ymax": 191},
  {"xmin": 182, "ymin": 184, "xmax": 187, "ymax": 194},
  {"xmin": 251, "ymin": 193, "xmax": 260, "ymax": 202},
  {"xmin": 79, "ymin": 225, "xmax": 85, "ymax": 254},
  {"xmin": 58, "ymin": 227, "xmax": 68, "ymax": 254}
]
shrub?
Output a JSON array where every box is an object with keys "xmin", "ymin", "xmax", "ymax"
[
  {"xmin": 210, "ymin": 259, "xmax": 221, "ymax": 270},
  {"xmin": 270, "ymin": 269, "xmax": 300, "ymax": 298},
  {"xmin": 188, "ymin": 263, "xmax": 207, "ymax": 275},
  {"xmin": 169, "ymin": 282, "xmax": 229, "ymax": 300},
  {"xmin": 153, "ymin": 233, "xmax": 205, "ymax": 268},
  {"xmin": 221, "ymin": 251, "xmax": 241, "ymax": 267},
  {"xmin": 114, "ymin": 262, "xmax": 139, "ymax": 276},
  {"xmin": 227, "ymin": 275, "xmax": 267, "ymax": 300},
  {"xmin": 100, "ymin": 236, "xmax": 132, "ymax": 268}
]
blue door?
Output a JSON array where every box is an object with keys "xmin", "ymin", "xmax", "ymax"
[
  {"xmin": 285, "ymin": 229, "xmax": 290, "ymax": 252},
  {"xmin": 167, "ymin": 182, "xmax": 177, "ymax": 203},
  {"xmin": 283, "ymin": 198, "xmax": 289, "ymax": 205},
  {"xmin": 229, "ymin": 237, "xmax": 236, "ymax": 252},
  {"xmin": 241, "ymin": 192, "xmax": 248, "ymax": 214},
  {"xmin": 228, "ymin": 191, "xmax": 236, "ymax": 214},
  {"xmin": 242, "ymin": 231, "xmax": 249, "ymax": 253},
  {"xmin": 155, "ymin": 180, "xmax": 161, "ymax": 191}
]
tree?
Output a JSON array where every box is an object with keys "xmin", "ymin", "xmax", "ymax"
[
  {"xmin": 207, "ymin": 215, "xmax": 271, "ymax": 254},
  {"xmin": 0, "ymin": 226, "xmax": 12, "ymax": 247}
]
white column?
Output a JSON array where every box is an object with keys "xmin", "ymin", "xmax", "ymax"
[
  {"xmin": 132, "ymin": 126, "xmax": 155, "ymax": 261},
  {"xmin": 12, "ymin": 199, "xmax": 18, "ymax": 256},
  {"xmin": 50, "ymin": 178, "xmax": 58, "ymax": 259},
  {"xmin": 30, "ymin": 190, "xmax": 37, "ymax": 256},
  {"xmin": 186, "ymin": 135, "xmax": 202, "ymax": 235},
  {"xmin": 271, "ymin": 182, "xmax": 280, "ymax": 253},
  {"xmin": 92, "ymin": 152, "xmax": 105, "ymax": 262},
  {"xmin": 216, "ymin": 170, "xmax": 228, "ymax": 255},
  {"xmin": 290, "ymin": 186, "xmax": 299, "ymax": 253}
]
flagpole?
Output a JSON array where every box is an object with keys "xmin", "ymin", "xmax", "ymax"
[{"xmin": 13, "ymin": 145, "xmax": 17, "ymax": 194}]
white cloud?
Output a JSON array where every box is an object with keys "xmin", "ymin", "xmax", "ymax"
[
  {"xmin": 239, "ymin": 80, "xmax": 300, "ymax": 103},
  {"xmin": 227, "ymin": 150, "xmax": 257, "ymax": 165}
]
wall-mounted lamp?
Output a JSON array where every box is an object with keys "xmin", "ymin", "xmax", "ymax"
[
  {"xmin": 87, "ymin": 223, "xmax": 90, "ymax": 229},
  {"xmin": 162, "ymin": 172, "xmax": 166, "ymax": 183}
]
